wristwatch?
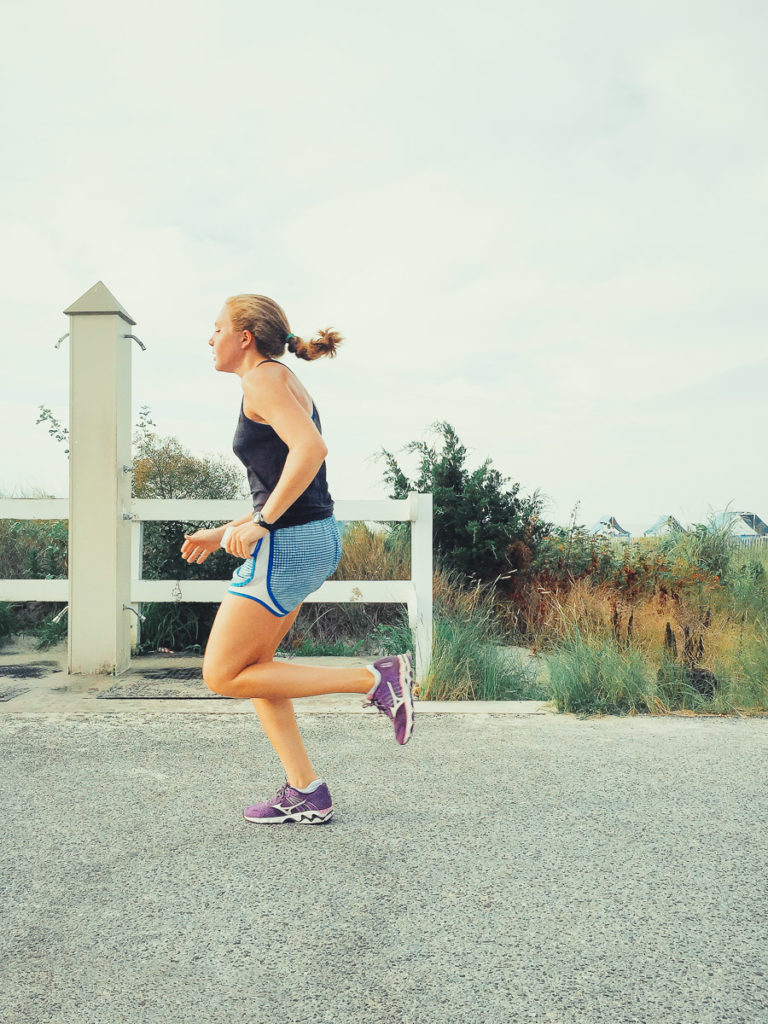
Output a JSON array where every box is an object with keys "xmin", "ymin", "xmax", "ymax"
[{"xmin": 252, "ymin": 510, "xmax": 276, "ymax": 531}]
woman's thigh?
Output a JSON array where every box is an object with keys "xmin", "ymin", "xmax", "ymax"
[{"xmin": 202, "ymin": 593, "xmax": 301, "ymax": 690}]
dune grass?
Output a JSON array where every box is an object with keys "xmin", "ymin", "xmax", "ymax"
[
  {"xmin": 2, "ymin": 499, "xmax": 766, "ymax": 713},
  {"xmin": 532, "ymin": 524, "xmax": 768, "ymax": 716},
  {"xmin": 417, "ymin": 567, "xmax": 540, "ymax": 701}
]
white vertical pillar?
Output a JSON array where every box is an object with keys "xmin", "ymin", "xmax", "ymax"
[
  {"xmin": 64, "ymin": 282, "xmax": 135, "ymax": 676},
  {"xmin": 130, "ymin": 519, "xmax": 144, "ymax": 653},
  {"xmin": 408, "ymin": 491, "xmax": 433, "ymax": 684}
]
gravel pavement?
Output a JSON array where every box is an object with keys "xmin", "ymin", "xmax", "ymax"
[{"xmin": 2, "ymin": 707, "xmax": 767, "ymax": 1024}]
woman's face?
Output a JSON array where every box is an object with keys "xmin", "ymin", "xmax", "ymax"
[{"xmin": 209, "ymin": 305, "xmax": 250, "ymax": 372}]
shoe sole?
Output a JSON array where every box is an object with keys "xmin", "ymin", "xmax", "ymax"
[
  {"xmin": 397, "ymin": 652, "xmax": 415, "ymax": 745},
  {"xmin": 243, "ymin": 808, "xmax": 333, "ymax": 824}
]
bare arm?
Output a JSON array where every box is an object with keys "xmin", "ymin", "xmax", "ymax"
[
  {"xmin": 242, "ymin": 369, "xmax": 328, "ymax": 525},
  {"xmin": 224, "ymin": 510, "xmax": 257, "ymax": 530}
]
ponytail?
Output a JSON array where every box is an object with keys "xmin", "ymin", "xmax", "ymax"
[{"xmin": 287, "ymin": 328, "xmax": 343, "ymax": 362}]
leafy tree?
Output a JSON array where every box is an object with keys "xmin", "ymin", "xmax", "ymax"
[
  {"xmin": 129, "ymin": 406, "xmax": 250, "ymax": 650},
  {"xmin": 35, "ymin": 407, "xmax": 69, "ymax": 456},
  {"xmin": 32, "ymin": 402, "xmax": 251, "ymax": 651},
  {"xmin": 378, "ymin": 421, "xmax": 553, "ymax": 583},
  {"xmin": 132, "ymin": 405, "xmax": 245, "ymax": 502}
]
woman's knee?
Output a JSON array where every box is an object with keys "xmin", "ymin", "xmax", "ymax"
[
  {"xmin": 202, "ymin": 655, "xmax": 271, "ymax": 697},
  {"xmin": 202, "ymin": 661, "xmax": 233, "ymax": 696}
]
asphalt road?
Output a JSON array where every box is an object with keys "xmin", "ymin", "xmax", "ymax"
[{"xmin": 2, "ymin": 709, "xmax": 767, "ymax": 1024}]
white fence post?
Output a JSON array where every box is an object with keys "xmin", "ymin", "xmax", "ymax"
[
  {"xmin": 408, "ymin": 491, "xmax": 433, "ymax": 684},
  {"xmin": 64, "ymin": 281, "xmax": 136, "ymax": 676},
  {"xmin": 130, "ymin": 520, "xmax": 144, "ymax": 653}
]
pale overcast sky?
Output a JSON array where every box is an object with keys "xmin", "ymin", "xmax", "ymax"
[{"xmin": 1, "ymin": 0, "xmax": 766, "ymax": 535}]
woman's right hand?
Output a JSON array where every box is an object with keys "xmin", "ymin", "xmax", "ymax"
[{"xmin": 181, "ymin": 527, "xmax": 225, "ymax": 564}]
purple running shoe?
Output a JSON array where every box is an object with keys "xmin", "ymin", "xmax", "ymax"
[
  {"xmin": 243, "ymin": 779, "xmax": 333, "ymax": 824},
  {"xmin": 362, "ymin": 652, "xmax": 415, "ymax": 745}
]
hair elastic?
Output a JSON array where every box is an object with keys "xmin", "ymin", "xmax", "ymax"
[{"xmin": 285, "ymin": 332, "xmax": 295, "ymax": 343}]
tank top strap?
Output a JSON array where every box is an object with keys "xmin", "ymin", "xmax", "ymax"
[{"xmin": 255, "ymin": 357, "xmax": 300, "ymax": 379}]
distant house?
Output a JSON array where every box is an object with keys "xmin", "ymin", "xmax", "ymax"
[
  {"xmin": 644, "ymin": 515, "xmax": 685, "ymax": 537},
  {"xmin": 737, "ymin": 513, "xmax": 768, "ymax": 537},
  {"xmin": 589, "ymin": 515, "xmax": 631, "ymax": 540},
  {"xmin": 710, "ymin": 511, "xmax": 766, "ymax": 542}
]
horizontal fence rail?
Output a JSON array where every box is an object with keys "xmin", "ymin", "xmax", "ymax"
[{"xmin": 0, "ymin": 494, "xmax": 434, "ymax": 681}]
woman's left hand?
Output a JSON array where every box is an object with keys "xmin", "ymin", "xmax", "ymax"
[{"xmin": 225, "ymin": 522, "xmax": 268, "ymax": 559}]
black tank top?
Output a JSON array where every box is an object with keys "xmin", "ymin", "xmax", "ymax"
[{"xmin": 232, "ymin": 359, "xmax": 334, "ymax": 529}]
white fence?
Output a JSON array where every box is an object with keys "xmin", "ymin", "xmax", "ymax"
[
  {"xmin": 0, "ymin": 281, "xmax": 433, "ymax": 681},
  {"xmin": 0, "ymin": 493, "xmax": 434, "ymax": 681}
]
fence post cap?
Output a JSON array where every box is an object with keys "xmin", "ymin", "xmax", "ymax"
[{"xmin": 64, "ymin": 281, "xmax": 136, "ymax": 326}]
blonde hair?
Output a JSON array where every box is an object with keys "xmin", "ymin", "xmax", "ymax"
[{"xmin": 225, "ymin": 294, "xmax": 343, "ymax": 362}]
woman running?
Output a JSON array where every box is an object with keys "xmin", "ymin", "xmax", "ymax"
[{"xmin": 180, "ymin": 294, "xmax": 414, "ymax": 825}]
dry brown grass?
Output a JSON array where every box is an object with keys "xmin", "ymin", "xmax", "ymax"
[
  {"xmin": 432, "ymin": 569, "xmax": 491, "ymax": 617},
  {"xmin": 331, "ymin": 522, "xmax": 409, "ymax": 581},
  {"xmin": 514, "ymin": 573, "xmax": 759, "ymax": 676}
]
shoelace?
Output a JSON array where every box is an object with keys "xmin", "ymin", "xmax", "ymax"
[
  {"xmin": 362, "ymin": 694, "xmax": 393, "ymax": 717},
  {"xmin": 272, "ymin": 782, "xmax": 291, "ymax": 801}
]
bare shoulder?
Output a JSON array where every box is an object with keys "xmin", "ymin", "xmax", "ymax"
[
  {"xmin": 242, "ymin": 361, "xmax": 313, "ymax": 420},
  {"xmin": 242, "ymin": 360, "xmax": 289, "ymax": 395}
]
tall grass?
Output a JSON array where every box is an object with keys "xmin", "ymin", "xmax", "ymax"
[
  {"xmin": 418, "ymin": 567, "xmax": 540, "ymax": 701},
  {"xmin": 0, "ymin": 602, "xmax": 16, "ymax": 649},
  {"xmin": 332, "ymin": 521, "xmax": 410, "ymax": 581},
  {"xmin": 533, "ymin": 526, "xmax": 768, "ymax": 715},
  {"xmin": 3, "ymin": 492, "xmax": 766, "ymax": 713},
  {"xmin": 546, "ymin": 628, "xmax": 652, "ymax": 716}
]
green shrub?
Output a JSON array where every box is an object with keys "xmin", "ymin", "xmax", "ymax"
[
  {"xmin": 27, "ymin": 614, "xmax": 68, "ymax": 651},
  {"xmin": 545, "ymin": 629, "xmax": 653, "ymax": 716},
  {"xmin": 531, "ymin": 526, "xmax": 617, "ymax": 585},
  {"xmin": 656, "ymin": 508, "xmax": 737, "ymax": 584},
  {"xmin": 136, "ymin": 601, "xmax": 220, "ymax": 656},
  {"xmin": 422, "ymin": 615, "xmax": 539, "ymax": 700},
  {"xmin": 0, "ymin": 518, "xmax": 67, "ymax": 581},
  {"xmin": 0, "ymin": 602, "xmax": 16, "ymax": 649},
  {"xmin": 419, "ymin": 568, "xmax": 540, "ymax": 700},
  {"xmin": 378, "ymin": 421, "xmax": 552, "ymax": 583}
]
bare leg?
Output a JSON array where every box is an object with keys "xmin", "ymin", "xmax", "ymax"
[
  {"xmin": 203, "ymin": 593, "xmax": 376, "ymax": 700},
  {"xmin": 218, "ymin": 660, "xmax": 374, "ymax": 700},
  {"xmin": 250, "ymin": 697, "xmax": 319, "ymax": 790},
  {"xmin": 202, "ymin": 594, "xmax": 376, "ymax": 788}
]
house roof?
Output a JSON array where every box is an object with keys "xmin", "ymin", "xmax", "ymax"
[
  {"xmin": 644, "ymin": 515, "xmax": 685, "ymax": 536},
  {"xmin": 588, "ymin": 515, "xmax": 630, "ymax": 537}
]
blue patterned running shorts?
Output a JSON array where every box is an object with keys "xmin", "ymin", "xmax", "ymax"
[{"xmin": 227, "ymin": 516, "xmax": 342, "ymax": 617}]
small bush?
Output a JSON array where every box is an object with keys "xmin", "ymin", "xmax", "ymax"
[
  {"xmin": 0, "ymin": 518, "xmax": 68, "ymax": 581},
  {"xmin": 27, "ymin": 614, "xmax": 68, "ymax": 651},
  {"xmin": 656, "ymin": 508, "xmax": 737, "ymax": 585},
  {"xmin": 419, "ymin": 568, "xmax": 540, "ymax": 700},
  {"xmin": 546, "ymin": 629, "xmax": 653, "ymax": 716},
  {"xmin": 136, "ymin": 601, "xmax": 220, "ymax": 655},
  {"xmin": 0, "ymin": 602, "xmax": 16, "ymax": 649}
]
